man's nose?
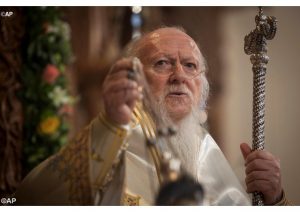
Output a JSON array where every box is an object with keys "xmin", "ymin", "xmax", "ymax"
[{"xmin": 168, "ymin": 62, "xmax": 188, "ymax": 84}]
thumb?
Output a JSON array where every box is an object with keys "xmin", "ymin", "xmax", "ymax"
[{"xmin": 240, "ymin": 143, "xmax": 252, "ymax": 160}]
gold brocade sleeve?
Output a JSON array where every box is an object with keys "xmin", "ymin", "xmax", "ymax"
[
  {"xmin": 89, "ymin": 112, "xmax": 129, "ymax": 200},
  {"xmin": 14, "ymin": 111, "xmax": 131, "ymax": 206},
  {"xmin": 15, "ymin": 123, "xmax": 94, "ymax": 205}
]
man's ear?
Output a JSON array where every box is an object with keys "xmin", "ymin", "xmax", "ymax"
[{"xmin": 240, "ymin": 143, "xmax": 252, "ymax": 160}]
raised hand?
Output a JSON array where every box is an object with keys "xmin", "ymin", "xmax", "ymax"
[{"xmin": 102, "ymin": 58, "xmax": 143, "ymax": 125}]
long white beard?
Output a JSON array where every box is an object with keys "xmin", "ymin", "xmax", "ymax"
[
  {"xmin": 168, "ymin": 108, "xmax": 204, "ymax": 178},
  {"xmin": 147, "ymin": 93, "xmax": 204, "ymax": 179}
]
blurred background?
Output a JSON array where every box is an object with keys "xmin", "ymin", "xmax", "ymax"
[{"xmin": 0, "ymin": 6, "xmax": 299, "ymax": 204}]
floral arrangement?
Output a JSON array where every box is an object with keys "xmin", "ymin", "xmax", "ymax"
[{"xmin": 20, "ymin": 7, "xmax": 74, "ymax": 174}]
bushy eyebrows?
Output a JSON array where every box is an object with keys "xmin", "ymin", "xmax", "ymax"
[{"xmin": 148, "ymin": 52, "xmax": 199, "ymax": 62}]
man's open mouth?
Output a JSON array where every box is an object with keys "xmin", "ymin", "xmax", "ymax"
[{"xmin": 167, "ymin": 92, "xmax": 188, "ymax": 96}]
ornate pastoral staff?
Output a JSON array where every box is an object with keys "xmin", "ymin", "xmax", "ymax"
[{"xmin": 244, "ymin": 7, "xmax": 277, "ymax": 206}]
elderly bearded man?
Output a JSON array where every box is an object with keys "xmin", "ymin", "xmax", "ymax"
[{"xmin": 15, "ymin": 27, "xmax": 289, "ymax": 206}]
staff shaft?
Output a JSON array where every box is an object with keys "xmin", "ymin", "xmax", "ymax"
[{"xmin": 244, "ymin": 7, "xmax": 277, "ymax": 206}]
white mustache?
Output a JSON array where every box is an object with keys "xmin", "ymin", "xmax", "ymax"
[{"xmin": 165, "ymin": 85, "xmax": 192, "ymax": 98}]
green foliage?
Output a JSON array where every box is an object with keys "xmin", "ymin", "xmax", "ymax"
[{"xmin": 20, "ymin": 7, "xmax": 74, "ymax": 176}]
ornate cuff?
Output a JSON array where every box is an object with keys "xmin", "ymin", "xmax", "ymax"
[
  {"xmin": 98, "ymin": 111, "xmax": 129, "ymax": 136},
  {"xmin": 274, "ymin": 190, "xmax": 292, "ymax": 206}
]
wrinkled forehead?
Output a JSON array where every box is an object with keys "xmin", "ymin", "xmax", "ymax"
[
  {"xmin": 136, "ymin": 29, "xmax": 201, "ymax": 59},
  {"xmin": 150, "ymin": 32, "xmax": 199, "ymax": 50}
]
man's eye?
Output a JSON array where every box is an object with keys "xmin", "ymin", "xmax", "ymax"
[
  {"xmin": 155, "ymin": 60, "xmax": 169, "ymax": 66},
  {"xmin": 184, "ymin": 63, "xmax": 197, "ymax": 69}
]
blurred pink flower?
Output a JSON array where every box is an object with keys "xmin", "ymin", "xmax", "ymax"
[
  {"xmin": 59, "ymin": 104, "xmax": 74, "ymax": 116},
  {"xmin": 42, "ymin": 64, "xmax": 60, "ymax": 84}
]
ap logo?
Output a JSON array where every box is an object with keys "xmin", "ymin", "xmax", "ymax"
[{"xmin": 1, "ymin": 11, "xmax": 13, "ymax": 17}]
